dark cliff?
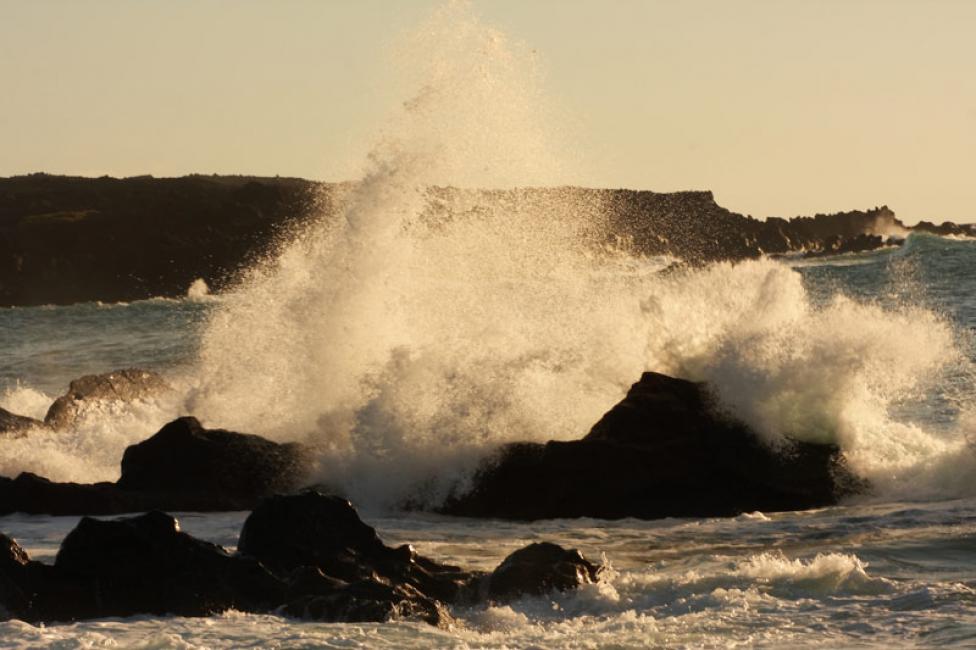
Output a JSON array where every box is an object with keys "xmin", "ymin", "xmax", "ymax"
[
  {"xmin": 0, "ymin": 174, "xmax": 971, "ymax": 306},
  {"xmin": 0, "ymin": 174, "xmax": 327, "ymax": 306}
]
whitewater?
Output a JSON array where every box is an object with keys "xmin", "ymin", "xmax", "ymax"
[{"xmin": 4, "ymin": 2, "xmax": 976, "ymax": 647}]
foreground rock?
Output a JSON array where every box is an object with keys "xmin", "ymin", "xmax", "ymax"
[
  {"xmin": 239, "ymin": 493, "xmax": 471, "ymax": 595},
  {"xmin": 0, "ymin": 492, "xmax": 601, "ymax": 625},
  {"xmin": 44, "ymin": 368, "xmax": 171, "ymax": 430},
  {"xmin": 442, "ymin": 371, "xmax": 864, "ymax": 520},
  {"xmin": 0, "ymin": 417, "xmax": 310, "ymax": 515}
]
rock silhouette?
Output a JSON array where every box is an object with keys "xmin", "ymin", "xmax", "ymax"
[
  {"xmin": 442, "ymin": 371, "xmax": 864, "ymax": 520},
  {"xmin": 0, "ymin": 493, "xmax": 601, "ymax": 625}
]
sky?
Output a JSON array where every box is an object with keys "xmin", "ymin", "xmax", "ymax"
[{"xmin": 1, "ymin": 0, "xmax": 974, "ymax": 223}]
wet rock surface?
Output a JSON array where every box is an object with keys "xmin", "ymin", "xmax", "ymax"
[
  {"xmin": 44, "ymin": 368, "xmax": 171, "ymax": 430},
  {"xmin": 487, "ymin": 542, "xmax": 601, "ymax": 601},
  {"xmin": 239, "ymin": 493, "xmax": 478, "ymax": 608},
  {"xmin": 442, "ymin": 371, "xmax": 865, "ymax": 520},
  {"xmin": 0, "ymin": 492, "xmax": 601, "ymax": 626}
]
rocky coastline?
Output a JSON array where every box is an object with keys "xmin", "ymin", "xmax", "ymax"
[
  {"xmin": 0, "ymin": 365, "xmax": 867, "ymax": 625},
  {"xmin": 2, "ymin": 174, "xmax": 972, "ymax": 307},
  {"xmin": 1, "ymin": 492, "xmax": 600, "ymax": 625},
  {"xmin": 0, "ymin": 368, "xmax": 862, "ymax": 520}
]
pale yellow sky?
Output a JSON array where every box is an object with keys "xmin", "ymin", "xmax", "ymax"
[{"xmin": 1, "ymin": 0, "xmax": 974, "ymax": 223}]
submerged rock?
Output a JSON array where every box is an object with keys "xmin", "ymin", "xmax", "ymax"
[
  {"xmin": 44, "ymin": 368, "xmax": 171, "ymax": 430},
  {"xmin": 1, "ymin": 493, "xmax": 600, "ymax": 626},
  {"xmin": 442, "ymin": 371, "xmax": 864, "ymax": 520},
  {"xmin": 0, "ymin": 408, "xmax": 43, "ymax": 437}
]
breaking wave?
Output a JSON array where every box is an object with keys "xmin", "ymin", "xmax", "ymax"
[{"xmin": 2, "ymin": 1, "xmax": 975, "ymax": 508}]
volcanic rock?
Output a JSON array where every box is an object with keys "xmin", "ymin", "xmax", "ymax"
[
  {"xmin": 44, "ymin": 368, "xmax": 171, "ymax": 430},
  {"xmin": 803, "ymin": 233, "xmax": 889, "ymax": 258},
  {"xmin": 117, "ymin": 416, "xmax": 309, "ymax": 504},
  {"xmin": 52, "ymin": 511, "xmax": 285, "ymax": 619},
  {"xmin": 1, "ymin": 494, "xmax": 601, "ymax": 626},
  {"xmin": 5, "ymin": 175, "xmax": 971, "ymax": 308},
  {"xmin": 0, "ymin": 473, "xmax": 137, "ymax": 517},
  {"xmin": 487, "ymin": 542, "xmax": 601, "ymax": 601},
  {"xmin": 239, "ymin": 492, "xmax": 474, "ymax": 604},
  {"xmin": 442, "ymin": 371, "xmax": 864, "ymax": 520}
]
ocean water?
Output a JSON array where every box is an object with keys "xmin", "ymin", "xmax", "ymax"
[
  {"xmin": 2, "ymin": 234, "xmax": 976, "ymax": 649},
  {"xmin": 5, "ymin": 2, "xmax": 976, "ymax": 645}
]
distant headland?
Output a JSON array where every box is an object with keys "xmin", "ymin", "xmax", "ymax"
[{"xmin": 1, "ymin": 173, "xmax": 971, "ymax": 307}]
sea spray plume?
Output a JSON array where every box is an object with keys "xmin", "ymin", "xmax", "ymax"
[
  {"xmin": 185, "ymin": 3, "xmax": 976, "ymax": 509},
  {"xmin": 189, "ymin": 2, "xmax": 626, "ymax": 506}
]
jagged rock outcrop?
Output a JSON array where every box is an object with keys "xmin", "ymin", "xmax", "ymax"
[
  {"xmin": 0, "ymin": 417, "xmax": 310, "ymax": 515},
  {"xmin": 442, "ymin": 371, "xmax": 864, "ymax": 520},
  {"xmin": 44, "ymin": 368, "xmax": 171, "ymax": 430},
  {"xmin": 803, "ymin": 233, "xmax": 894, "ymax": 258},
  {"xmin": 239, "ymin": 492, "xmax": 476, "ymax": 608},
  {"xmin": 913, "ymin": 220, "xmax": 976, "ymax": 237},
  {"xmin": 0, "ymin": 493, "xmax": 601, "ymax": 625}
]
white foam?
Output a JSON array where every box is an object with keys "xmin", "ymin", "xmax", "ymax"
[
  {"xmin": 186, "ymin": 278, "xmax": 210, "ymax": 299},
  {"xmin": 0, "ymin": 385, "xmax": 52, "ymax": 422},
  {"xmin": 0, "ymin": 390, "xmax": 183, "ymax": 483}
]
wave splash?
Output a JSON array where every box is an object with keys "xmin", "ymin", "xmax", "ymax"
[
  {"xmin": 183, "ymin": 2, "xmax": 974, "ymax": 507},
  {"xmin": 2, "ymin": 2, "xmax": 974, "ymax": 507}
]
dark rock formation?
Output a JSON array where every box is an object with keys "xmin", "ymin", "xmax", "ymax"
[
  {"xmin": 0, "ymin": 408, "xmax": 42, "ymax": 437},
  {"xmin": 53, "ymin": 511, "xmax": 285, "ymax": 619},
  {"xmin": 2, "ymin": 175, "xmax": 971, "ymax": 307},
  {"xmin": 487, "ymin": 542, "xmax": 601, "ymax": 601},
  {"xmin": 238, "ymin": 492, "xmax": 475, "ymax": 607},
  {"xmin": 0, "ymin": 493, "xmax": 600, "ymax": 625},
  {"xmin": 45, "ymin": 368, "xmax": 171, "ymax": 430},
  {"xmin": 913, "ymin": 220, "xmax": 976, "ymax": 238},
  {"xmin": 803, "ymin": 233, "xmax": 900, "ymax": 258},
  {"xmin": 442, "ymin": 371, "xmax": 863, "ymax": 520},
  {"xmin": 0, "ymin": 174, "xmax": 326, "ymax": 306},
  {"xmin": 0, "ymin": 533, "xmax": 30, "ymax": 618},
  {"xmin": 0, "ymin": 417, "xmax": 310, "ymax": 516},
  {"xmin": 0, "ymin": 473, "xmax": 137, "ymax": 517},
  {"xmin": 118, "ymin": 416, "xmax": 308, "ymax": 504}
]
